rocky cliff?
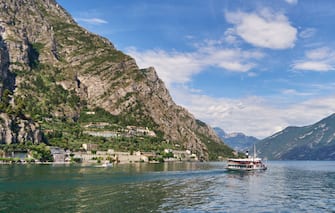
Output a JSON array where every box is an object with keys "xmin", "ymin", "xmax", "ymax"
[
  {"xmin": 0, "ymin": 0, "xmax": 234, "ymax": 160},
  {"xmin": 0, "ymin": 113, "xmax": 42, "ymax": 144}
]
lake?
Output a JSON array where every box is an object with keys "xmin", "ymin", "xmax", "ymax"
[{"xmin": 0, "ymin": 161, "xmax": 334, "ymax": 212}]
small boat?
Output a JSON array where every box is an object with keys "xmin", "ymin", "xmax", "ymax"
[
  {"xmin": 226, "ymin": 145, "xmax": 267, "ymax": 171},
  {"xmin": 98, "ymin": 161, "xmax": 113, "ymax": 168}
]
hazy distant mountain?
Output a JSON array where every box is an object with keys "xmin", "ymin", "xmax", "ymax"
[
  {"xmin": 214, "ymin": 127, "xmax": 259, "ymax": 152},
  {"xmin": 257, "ymin": 113, "xmax": 335, "ymax": 160}
]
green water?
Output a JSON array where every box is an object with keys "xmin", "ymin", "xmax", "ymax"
[
  {"xmin": 1, "ymin": 161, "xmax": 335, "ymax": 212},
  {"xmin": 0, "ymin": 163, "xmax": 211, "ymax": 212}
]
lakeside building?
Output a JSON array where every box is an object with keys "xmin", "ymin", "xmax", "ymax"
[
  {"xmin": 7, "ymin": 151, "xmax": 29, "ymax": 161},
  {"xmin": 83, "ymin": 131, "xmax": 119, "ymax": 138},
  {"xmin": 173, "ymin": 150, "xmax": 198, "ymax": 161},
  {"xmin": 82, "ymin": 143, "xmax": 99, "ymax": 151},
  {"xmin": 50, "ymin": 147, "xmax": 66, "ymax": 163}
]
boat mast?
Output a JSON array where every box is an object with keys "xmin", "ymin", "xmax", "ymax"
[{"xmin": 253, "ymin": 143, "xmax": 256, "ymax": 159}]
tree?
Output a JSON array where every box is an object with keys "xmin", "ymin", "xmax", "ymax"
[
  {"xmin": 30, "ymin": 144, "xmax": 53, "ymax": 162},
  {"xmin": 0, "ymin": 89, "xmax": 12, "ymax": 113}
]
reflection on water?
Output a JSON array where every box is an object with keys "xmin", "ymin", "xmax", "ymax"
[{"xmin": 0, "ymin": 161, "xmax": 335, "ymax": 212}]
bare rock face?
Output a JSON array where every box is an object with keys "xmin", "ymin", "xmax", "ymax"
[
  {"xmin": 0, "ymin": 114, "xmax": 14, "ymax": 144},
  {"xmin": 17, "ymin": 119, "xmax": 43, "ymax": 143},
  {"xmin": 0, "ymin": 0, "xmax": 234, "ymax": 159},
  {"xmin": 0, "ymin": 113, "xmax": 42, "ymax": 144},
  {"xmin": 0, "ymin": 35, "xmax": 9, "ymax": 94}
]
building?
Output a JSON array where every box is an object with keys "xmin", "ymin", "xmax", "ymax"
[
  {"xmin": 140, "ymin": 152, "xmax": 157, "ymax": 162},
  {"xmin": 11, "ymin": 151, "xmax": 28, "ymax": 161},
  {"xmin": 50, "ymin": 147, "xmax": 66, "ymax": 163},
  {"xmin": 82, "ymin": 143, "xmax": 99, "ymax": 151}
]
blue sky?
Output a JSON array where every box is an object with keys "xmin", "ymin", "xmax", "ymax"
[{"xmin": 57, "ymin": 0, "xmax": 335, "ymax": 138}]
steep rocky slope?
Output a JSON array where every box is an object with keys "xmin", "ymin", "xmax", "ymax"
[
  {"xmin": 257, "ymin": 113, "xmax": 335, "ymax": 160},
  {"xmin": 0, "ymin": 0, "xmax": 234, "ymax": 160}
]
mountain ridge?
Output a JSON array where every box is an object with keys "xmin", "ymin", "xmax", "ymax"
[
  {"xmin": 0, "ymin": 0, "xmax": 234, "ymax": 160},
  {"xmin": 257, "ymin": 113, "xmax": 335, "ymax": 160}
]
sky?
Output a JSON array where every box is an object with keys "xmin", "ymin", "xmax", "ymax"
[{"xmin": 57, "ymin": 0, "xmax": 335, "ymax": 139}]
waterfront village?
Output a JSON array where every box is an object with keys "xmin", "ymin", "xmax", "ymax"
[
  {"xmin": 0, "ymin": 144, "xmax": 198, "ymax": 164},
  {"xmin": 0, "ymin": 110, "xmax": 200, "ymax": 164}
]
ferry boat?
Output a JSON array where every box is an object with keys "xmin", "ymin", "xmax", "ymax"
[{"xmin": 226, "ymin": 145, "xmax": 267, "ymax": 171}]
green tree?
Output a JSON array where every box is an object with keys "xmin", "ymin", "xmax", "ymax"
[
  {"xmin": 30, "ymin": 144, "xmax": 53, "ymax": 162},
  {"xmin": 0, "ymin": 89, "xmax": 12, "ymax": 113}
]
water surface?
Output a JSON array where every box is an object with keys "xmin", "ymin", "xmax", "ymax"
[{"xmin": 0, "ymin": 161, "xmax": 334, "ymax": 212}]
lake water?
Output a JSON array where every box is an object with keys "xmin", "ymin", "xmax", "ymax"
[{"xmin": 0, "ymin": 161, "xmax": 335, "ymax": 212}]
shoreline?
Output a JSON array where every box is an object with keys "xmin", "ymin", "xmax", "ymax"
[{"xmin": 0, "ymin": 159, "xmax": 202, "ymax": 166}]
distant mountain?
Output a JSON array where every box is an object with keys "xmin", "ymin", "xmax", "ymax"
[
  {"xmin": 257, "ymin": 113, "xmax": 335, "ymax": 160},
  {"xmin": 214, "ymin": 127, "xmax": 259, "ymax": 152}
]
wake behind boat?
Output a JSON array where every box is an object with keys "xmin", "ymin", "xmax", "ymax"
[{"xmin": 226, "ymin": 145, "xmax": 267, "ymax": 171}]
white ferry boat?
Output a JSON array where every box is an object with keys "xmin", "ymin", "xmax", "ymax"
[{"xmin": 226, "ymin": 145, "xmax": 267, "ymax": 171}]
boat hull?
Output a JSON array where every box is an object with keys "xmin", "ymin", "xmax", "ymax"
[{"xmin": 226, "ymin": 166, "xmax": 267, "ymax": 171}]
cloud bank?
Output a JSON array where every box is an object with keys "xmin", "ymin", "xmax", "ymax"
[
  {"xmin": 127, "ymin": 43, "xmax": 263, "ymax": 88},
  {"xmin": 171, "ymin": 87, "xmax": 335, "ymax": 138}
]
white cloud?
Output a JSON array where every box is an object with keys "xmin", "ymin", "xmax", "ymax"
[
  {"xmin": 305, "ymin": 47, "xmax": 333, "ymax": 60},
  {"xmin": 225, "ymin": 9, "xmax": 297, "ymax": 49},
  {"xmin": 285, "ymin": 0, "xmax": 298, "ymax": 4},
  {"xmin": 223, "ymin": 28, "xmax": 239, "ymax": 44},
  {"xmin": 198, "ymin": 46, "xmax": 263, "ymax": 72},
  {"xmin": 293, "ymin": 62, "xmax": 334, "ymax": 71},
  {"xmin": 299, "ymin": 28, "xmax": 316, "ymax": 39},
  {"xmin": 309, "ymin": 82, "xmax": 335, "ymax": 91},
  {"xmin": 75, "ymin": 18, "xmax": 108, "ymax": 25},
  {"xmin": 127, "ymin": 43, "xmax": 263, "ymax": 88},
  {"xmin": 281, "ymin": 89, "xmax": 314, "ymax": 96},
  {"xmin": 127, "ymin": 48, "xmax": 202, "ymax": 86},
  {"xmin": 171, "ymin": 87, "xmax": 335, "ymax": 138},
  {"xmin": 293, "ymin": 47, "xmax": 335, "ymax": 71}
]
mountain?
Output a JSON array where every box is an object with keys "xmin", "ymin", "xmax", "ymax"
[
  {"xmin": 214, "ymin": 127, "xmax": 259, "ymax": 152},
  {"xmin": 0, "ymin": 0, "xmax": 234, "ymax": 160},
  {"xmin": 256, "ymin": 113, "xmax": 335, "ymax": 160}
]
